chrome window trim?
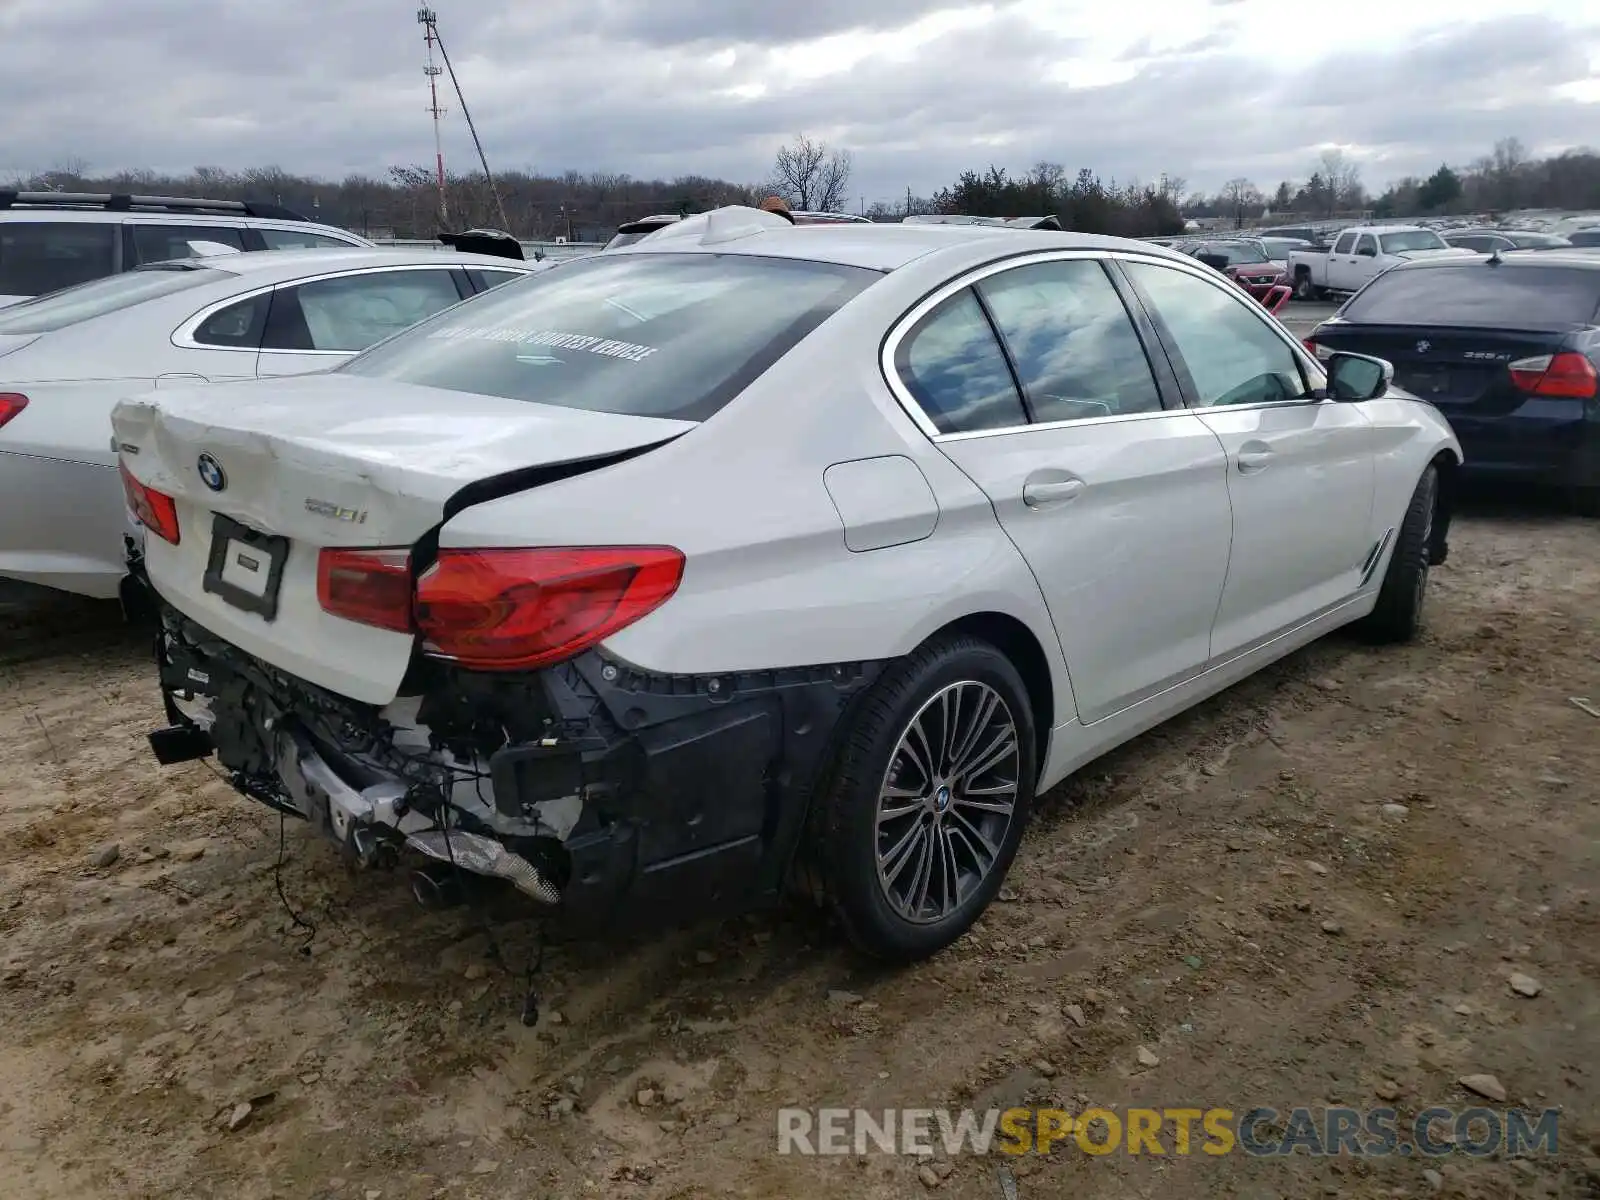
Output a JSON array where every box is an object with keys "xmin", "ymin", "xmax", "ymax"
[
  {"xmin": 170, "ymin": 262, "xmax": 522, "ymax": 355},
  {"xmin": 879, "ymin": 248, "xmax": 1327, "ymax": 443}
]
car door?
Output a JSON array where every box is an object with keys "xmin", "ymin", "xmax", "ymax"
[
  {"xmin": 889, "ymin": 253, "xmax": 1233, "ymax": 725},
  {"xmin": 254, "ymin": 266, "xmax": 471, "ymax": 376},
  {"xmin": 1119, "ymin": 259, "xmax": 1378, "ymax": 661},
  {"xmin": 1326, "ymin": 232, "xmax": 1360, "ymax": 291},
  {"xmin": 1352, "ymin": 234, "xmax": 1384, "ymax": 285}
]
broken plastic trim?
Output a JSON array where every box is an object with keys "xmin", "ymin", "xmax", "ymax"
[{"xmin": 406, "ymin": 830, "xmax": 561, "ymax": 905}]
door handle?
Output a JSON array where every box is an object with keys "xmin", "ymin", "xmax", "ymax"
[
  {"xmin": 1236, "ymin": 443, "xmax": 1272, "ymax": 473},
  {"xmin": 1022, "ymin": 478, "xmax": 1086, "ymax": 508}
]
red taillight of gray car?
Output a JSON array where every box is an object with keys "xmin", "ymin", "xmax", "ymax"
[{"xmin": 316, "ymin": 545, "xmax": 685, "ymax": 670}]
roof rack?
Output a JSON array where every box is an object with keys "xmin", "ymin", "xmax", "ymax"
[{"xmin": 0, "ymin": 190, "xmax": 309, "ymax": 221}]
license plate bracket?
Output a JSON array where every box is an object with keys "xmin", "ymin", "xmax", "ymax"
[{"xmin": 202, "ymin": 512, "xmax": 289, "ymax": 621}]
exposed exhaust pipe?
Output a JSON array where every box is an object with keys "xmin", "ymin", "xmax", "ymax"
[{"xmin": 410, "ymin": 863, "xmax": 465, "ymax": 910}]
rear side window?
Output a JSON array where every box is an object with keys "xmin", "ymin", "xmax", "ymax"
[
  {"xmin": 1341, "ymin": 266, "xmax": 1600, "ymax": 328},
  {"xmin": 467, "ymin": 268, "xmax": 528, "ymax": 292},
  {"xmin": 342, "ymin": 252, "xmax": 878, "ymax": 422},
  {"xmin": 257, "ymin": 228, "xmax": 359, "ymax": 250},
  {"xmin": 0, "ymin": 265, "xmax": 226, "ymax": 334},
  {"xmin": 976, "ymin": 260, "xmax": 1164, "ymax": 422},
  {"xmin": 193, "ymin": 293, "xmax": 270, "ymax": 348},
  {"xmin": 896, "ymin": 290, "xmax": 1027, "ymax": 434},
  {"xmin": 0, "ymin": 222, "xmax": 117, "ymax": 297},
  {"xmin": 131, "ymin": 224, "xmax": 246, "ymax": 265},
  {"xmin": 1334, "ymin": 233, "xmax": 1356, "ymax": 254}
]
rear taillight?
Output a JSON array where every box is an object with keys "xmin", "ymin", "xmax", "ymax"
[
  {"xmin": 0, "ymin": 393, "xmax": 27, "ymax": 429},
  {"xmin": 1302, "ymin": 337, "xmax": 1318, "ymax": 356},
  {"xmin": 1508, "ymin": 352, "xmax": 1598, "ymax": 398},
  {"xmin": 416, "ymin": 546, "xmax": 684, "ymax": 671},
  {"xmin": 316, "ymin": 548, "xmax": 413, "ymax": 633},
  {"xmin": 118, "ymin": 462, "xmax": 180, "ymax": 545}
]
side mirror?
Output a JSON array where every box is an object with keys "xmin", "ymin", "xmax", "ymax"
[
  {"xmin": 1196, "ymin": 252, "xmax": 1231, "ymax": 272},
  {"xmin": 1326, "ymin": 352, "xmax": 1392, "ymax": 401},
  {"xmin": 1356, "ymin": 247, "xmax": 1376, "ymax": 257}
]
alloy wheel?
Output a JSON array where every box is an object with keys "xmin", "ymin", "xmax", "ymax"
[{"xmin": 874, "ymin": 681, "xmax": 1021, "ymax": 924}]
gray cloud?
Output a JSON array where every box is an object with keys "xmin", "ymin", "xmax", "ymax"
[{"xmin": 0, "ymin": 2, "xmax": 1595, "ymax": 205}]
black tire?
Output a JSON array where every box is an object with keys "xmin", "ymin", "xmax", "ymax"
[
  {"xmin": 1293, "ymin": 270, "xmax": 1319, "ymax": 302},
  {"xmin": 1358, "ymin": 464, "xmax": 1438, "ymax": 644},
  {"xmin": 811, "ymin": 635, "xmax": 1037, "ymax": 963}
]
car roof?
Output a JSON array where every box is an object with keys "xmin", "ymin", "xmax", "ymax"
[
  {"xmin": 1389, "ymin": 251, "xmax": 1600, "ymax": 272},
  {"xmin": 615, "ymin": 209, "xmax": 1197, "ymax": 272},
  {"xmin": 141, "ymin": 247, "xmax": 540, "ymax": 277},
  {"xmin": 0, "ymin": 207, "xmax": 349, "ymax": 231}
]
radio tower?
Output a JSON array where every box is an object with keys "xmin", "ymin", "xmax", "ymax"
[{"xmin": 418, "ymin": 7, "xmax": 449, "ymax": 224}]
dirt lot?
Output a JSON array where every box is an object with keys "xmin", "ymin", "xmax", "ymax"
[{"xmin": 2, "ymin": 500, "xmax": 1597, "ymax": 1200}]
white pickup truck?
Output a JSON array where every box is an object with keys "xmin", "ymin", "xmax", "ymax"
[{"xmin": 1288, "ymin": 225, "xmax": 1473, "ymax": 301}]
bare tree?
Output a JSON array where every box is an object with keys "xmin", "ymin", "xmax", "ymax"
[
  {"xmin": 1220, "ymin": 177, "xmax": 1261, "ymax": 227},
  {"xmin": 1316, "ymin": 149, "xmax": 1364, "ymax": 215},
  {"xmin": 768, "ymin": 133, "xmax": 853, "ymax": 212}
]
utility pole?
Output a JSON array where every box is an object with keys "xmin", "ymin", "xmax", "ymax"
[
  {"xmin": 906, "ymin": 186, "xmax": 912, "ymax": 218},
  {"xmin": 418, "ymin": 8, "xmax": 449, "ymax": 225}
]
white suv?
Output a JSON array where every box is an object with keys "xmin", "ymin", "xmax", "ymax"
[{"xmin": 0, "ymin": 190, "xmax": 375, "ymax": 308}]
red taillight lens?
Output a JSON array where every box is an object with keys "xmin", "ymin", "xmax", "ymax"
[
  {"xmin": 415, "ymin": 546, "xmax": 685, "ymax": 671},
  {"xmin": 118, "ymin": 461, "xmax": 181, "ymax": 545},
  {"xmin": 1302, "ymin": 337, "xmax": 1318, "ymax": 356},
  {"xmin": 316, "ymin": 548, "xmax": 413, "ymax": 632},
  {"xmin": 1507, "ymin": 352, "xmax": 1598, "ymax": 398},
  {"xmin": 0, "ymin": 392, "xmax": 28, "ymax": 429}
]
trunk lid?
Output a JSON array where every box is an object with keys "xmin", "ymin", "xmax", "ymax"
[
  {"xmin": 114, "ymin": 374, "xmax": 692, "ymax": 704},
  {"xmin": 1311, "ymin": 322, "xmax": 1568, "ymax": 416}
]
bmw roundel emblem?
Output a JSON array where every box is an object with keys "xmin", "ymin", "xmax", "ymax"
[{"xmin": 197, "ymin": 452, "xmax": 226, "ymax": 492}]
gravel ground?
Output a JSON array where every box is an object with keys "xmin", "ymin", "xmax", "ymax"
[{"xmin": 1, "ymin": 490, "xmax": 1597, "ymax": 1199}]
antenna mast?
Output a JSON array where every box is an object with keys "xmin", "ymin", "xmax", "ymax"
[
  {"xmin": 427, "ymin": 14, "xmax": 512, "ymax": 233},
  {"xmin": 418, "ymin": 7, "xmax": 449, "ymax": 224}
]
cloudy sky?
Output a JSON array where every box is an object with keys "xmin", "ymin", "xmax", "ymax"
[{"xmin": 2, "ymin": 0, "xmax": 1597, "ymax": 205}]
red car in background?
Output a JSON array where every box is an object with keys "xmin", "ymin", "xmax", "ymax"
[{"xmin": 1186, "ymin": 239, "xmax": 1286, "ymax": 289}]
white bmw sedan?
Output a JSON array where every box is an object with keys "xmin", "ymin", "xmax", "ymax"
[
  {"xmin": 113, "ymin": 207, "xmax": 1462, "ymax": 962},
  {"xmin": 0, "ymin": 248, "xmax": 543, "ymax": 599}
]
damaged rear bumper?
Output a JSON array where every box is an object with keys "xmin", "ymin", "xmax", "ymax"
[{"xmin": 145, "ymin": 594, "xmax": 882, "ymax": 931}]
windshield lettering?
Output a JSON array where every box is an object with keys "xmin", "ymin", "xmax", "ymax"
[{"xmin": 429, "ymin": 326, "xmax": 658, "ymax": 363}]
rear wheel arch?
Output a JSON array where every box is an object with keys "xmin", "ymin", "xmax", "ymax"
[
  {"xmin": 926, "ymin": 611, "xmax": 1054, "ymax": 771},
  {"xmin": 1429, "ymin": 447, "xmax": 1460, "ymax": 564}
]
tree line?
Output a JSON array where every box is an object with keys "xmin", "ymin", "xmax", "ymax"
[
  {"xmin": 1178, "ymin": 139, "xmax": 1600, "ymax": 225},
  {"xmin": 11, "ymin": 135, "xmax": 1598, "ymax": 244}
]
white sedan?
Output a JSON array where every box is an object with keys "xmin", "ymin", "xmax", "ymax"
[
  {"xmin": 0, "ymin": 248, "xmax": 543, "ymax": 599},
  {"xmin": 114, "ymin": 207, "xmax": 1462, "ymax": 963}
]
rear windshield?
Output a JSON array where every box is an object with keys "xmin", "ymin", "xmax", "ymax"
[
  {"xmin": 1378, "ymin": 231, "xmax": 1447, "ymax": 254},
  {"xmin": 1505, "ymin": 232, "xmax": 1569, "ymax": 249},
  {"xmin": 0, "ymin": 221, "xmax": 117, "ymax": 297},
  {"xmin": 1341, "ymin": 265, "xmax": 1600, "ymax": 329},
  {"xmin": 340, "ymin": 251, "xmax": 879, "ymax": 421},
  {"xmin": 0, "ymin": 264, "xmax": 228, "ymax": 333}
]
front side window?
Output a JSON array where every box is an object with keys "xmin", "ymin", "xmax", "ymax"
[
  {"xmin": 976, "ymin": 259, "xmax": 1164, "ymax": 423},
  {"xmin": 131, "ymin": 224, "xmax": 246, "ymax": 265},
  {"xmin": 0, "ymin": 222, "xmax": 117, "ymax": 297},
  {"xmin": 267, "ymin": 269, "xmax": 465, "ymax": 352},
  {"xmin": 343, "ymin": 252, "xmax": 878, "ymax": 422},
  {"xmin": 1125, "ymin": 262, "xmax": 1308, "ymax": 408},
  {"xmin": 894, "ymin": 290, "xmax": 1027, "ymax": 434},
  {"xmin": 1355, "ymin": 235, "xmax": 1379, "ymax": 257}
]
